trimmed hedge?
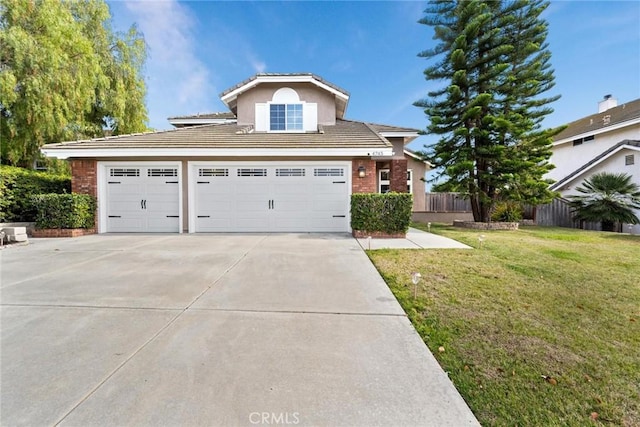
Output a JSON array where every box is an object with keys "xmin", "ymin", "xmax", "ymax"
[
  {"xmin": 32, "ymin": 193, "xmax": 96, "ymax": 229},
  {"xmin": 351, "ymin": 192, "xmax": 413, "ymax": 234},
  {"xmin": 0, "ymin": 165, "xmax": 71, "ymax": 222}
]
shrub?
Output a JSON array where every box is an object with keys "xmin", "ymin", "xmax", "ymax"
[
  {"xmin": 491, "ymin": 201, "xmax": 524, "ymax": 222},
  {"xmin": 32, "ymin": 193, "xmax": 96, "ymax": 229},
  {"xmin": 0, "ymin": 165, "xmax": 71, "ymax": 222},
  {"xmin": 351, "ymin": 192, "xmax": 413, "ymax": 234}
]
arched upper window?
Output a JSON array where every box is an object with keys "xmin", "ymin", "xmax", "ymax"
[{"xmin": 269, "ymin": 88, "xmax": 303, "ymax": 131}]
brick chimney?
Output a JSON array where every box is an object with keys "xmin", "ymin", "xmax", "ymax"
[{"xmin": 598, "ymin": 94, "xmax": 618, "ymax": 113}]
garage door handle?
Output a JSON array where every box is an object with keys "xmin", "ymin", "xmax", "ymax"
[
  {"xmin": 197, "ymin": 181, "xmax": 210, "ymax": 184},
  {"xmin": 108, "ymin": 215, "xmax": 121, "ymax": 218},
  {"xmin": 166, "ymin": 215, "xmax": 179, "ymax": 218},
  {"xmin": 197, "ymin": 215, "xmax": 210, "ymax": 218},
  {"xmin": 333, "ymin": 181, "xmax": 346, "ymax": 184},
  {"xmin": 333, "ymin": 215, "xmax": 346, "ymax": 218},
  {"xmin": 108, "ymin": 181, "xmax": 121, "ymax": 184},
  {"xmin": 165, "ymin": 181, "xmax": 178, "ymax": 184}
]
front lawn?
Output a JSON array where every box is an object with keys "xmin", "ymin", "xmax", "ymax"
[{"xmin": 367, "ymin": 225, "xmax": 639, "ymax": 426}]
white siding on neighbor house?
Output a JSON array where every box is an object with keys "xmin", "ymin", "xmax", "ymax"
[
  {"xmin": 556, "ymin": 148, "xmax": 640, "ymax": 235},
  {"xmin": 547, "ymin": 126, "xmax": 640, "ymax": 182}
]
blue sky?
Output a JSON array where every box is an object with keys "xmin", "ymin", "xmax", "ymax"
[{"xmin": 108, "ymin": 0, "xmax": 640, "ymax": 153}]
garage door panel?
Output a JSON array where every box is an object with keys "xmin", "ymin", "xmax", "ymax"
[
  {"xmin": 192, "ymin": 163, "xmax": 349, "ymax": 233},
  {"xmin": 236, "ymin": 218, "xmax": 270, "ymax": 230},
  {"xmin": 104, "ymin": 164, "xmax": 181, "ymax": 233},
  {"xmin": 272, "ymin": 218, "xmax": 308, "ymax": 231},
  {"xmin": 107, "ymin": 217, "xmax": 145, "ymax": 233},
  {"xmin": 146, "ymin": 217, "xmax": 180, "ymax": 232},
  {"xmin": 196, "ymin": 219, "xmax": 232, "ymax": 232}
]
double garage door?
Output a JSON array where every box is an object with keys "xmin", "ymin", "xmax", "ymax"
[{"xmin": 101, "ymin": 162, "xmax": 350, "ymax": 233}]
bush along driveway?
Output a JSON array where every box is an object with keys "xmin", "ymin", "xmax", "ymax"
[{"xmin": 368, "ymin": 224, "xmax": 640, "ymax": 426}]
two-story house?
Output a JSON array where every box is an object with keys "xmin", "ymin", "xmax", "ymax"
[
  {"xmin": 42, "ymin": 73, "xmax": 429, "ymax": 234},
  {"xmin": 547, "ymin": 95, "xmax": 640, "ymax": 232}
]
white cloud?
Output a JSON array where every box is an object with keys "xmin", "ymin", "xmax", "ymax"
[
  {"xmin": 249, "ymin": 56, "xmax": 267, "ymax": 74},
  {"xmin": 124, "ymin": 1, "xmax": 216, "ymax": 129}
]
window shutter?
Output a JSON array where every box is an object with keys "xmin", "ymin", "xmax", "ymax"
[
  {"xmin": 255, "ymin": 103, "xmax": 267, "ymax": 131},
  {"xmin": 303, "ymin": 103, "xmax": 318, "ymax": 132}
]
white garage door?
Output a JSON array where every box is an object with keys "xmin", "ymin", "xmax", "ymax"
[
  {"xmin": 191, "ymin": 163, "xmax": 349, "ymax": 232},
  {"xmin": 104, "ymin": 165, "xmax": 180, "ymax": 232}
]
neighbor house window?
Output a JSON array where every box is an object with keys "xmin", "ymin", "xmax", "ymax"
[
  {"xmin": 573, "ymin": 135, "xmax": 595, "ymax": 146},
  {"xmin": 626, "ymin": 154, "xmax": 635, "ymax": 166},
  {"xmin": 270, "ymin": 104, "xmax": 303, "ymax": 131},
  {"xmin": 378, "ymin": 169, "xmax": 412, "ymax": 193}
]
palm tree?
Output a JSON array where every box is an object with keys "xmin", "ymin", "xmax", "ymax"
[{"xmin": 568, "ymin": 172, "xmax": 640, "ymax": 232}]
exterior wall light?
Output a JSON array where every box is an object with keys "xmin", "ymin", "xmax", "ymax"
[{"xmin": 358, "ymin": 165, "xmax": 366, "ymax": 178}]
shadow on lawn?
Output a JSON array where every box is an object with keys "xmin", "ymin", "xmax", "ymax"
[{"xmin": 601, "ymin": 233, "xmax": 640, "ymax": 243}]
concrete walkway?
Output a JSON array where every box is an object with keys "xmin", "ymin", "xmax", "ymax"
[
  {"xmin": 1, "ymin": 234, "xmax": 478, "ymax": 426},
  {"xmin": 356, "ymin": 227, "xmax": 472, "ymax": 250}
]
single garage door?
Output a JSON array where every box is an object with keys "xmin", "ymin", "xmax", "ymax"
[
  {"xmin": 191, "ymin": 163, "xmax": 349, "ymax": 232},
  {"xmin": 104, "ymin": 164, "xmax": 180, "ymax": 232}
]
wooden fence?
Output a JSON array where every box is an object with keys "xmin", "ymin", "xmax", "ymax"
[
  {"xmin": 424, "ymin": 194, "xmax": 605, "ymax": 231},
  {"xmin": 533, "ymin": 197, "xmax": 601, "ymax": 230},
  {"xmin": 424, "ymin": 192, "xmax": 472, "ymax": 212}
]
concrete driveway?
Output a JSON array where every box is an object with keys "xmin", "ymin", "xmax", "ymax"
[{"xmin": 1, "ymin": 234, "xmax": 478, "ymax": 426}]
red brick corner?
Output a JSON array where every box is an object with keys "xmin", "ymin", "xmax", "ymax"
[
  {"xmin": 32, "ymin": 228, "xmax": 97, "ymax": 238},
  {"xmin": 352, "ymin": 230, "xmax": 406, "ymax": 239}
]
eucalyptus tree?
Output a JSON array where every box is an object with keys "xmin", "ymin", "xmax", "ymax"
[{"xmin": 0, "ymin": 0, "xmax": 148, "ymax": 166}]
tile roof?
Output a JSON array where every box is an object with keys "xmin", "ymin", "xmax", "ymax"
[
  {"xmin": 44, "ymin": 119, "xmax": 391, "ymax": 150},
  {"xmin": 366, "ymin": 122, "xmax": 421, "ymax": 133},
  {"xmin": 550, "ymin": 139, "xmax": 640, "ymax": 190},
  {"xmin": 219, "ymin": 73, "xmax": 349, "ymax": 98},
  {"xmin": 554, "ymin": 98, "xmax": 640, "ymax": 142},
  {"xmin": 167, "ymin": 112, "xmax": 236, "ymax": 120}
]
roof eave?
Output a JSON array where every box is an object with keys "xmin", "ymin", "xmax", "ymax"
[
  {"xmin": 550, "ymin": 142, "xmax": 640, "ymax": 190},
  {"xmin": 41, "ymin": 146, "xmax": 394, "ymax": 160},
  {"xmin": 553, "ymin": 117, "xmax": 640, "ymax": 146},
  {"xmin": 220, "ymin": 74, "xmax": 351, "ymax": 119}
]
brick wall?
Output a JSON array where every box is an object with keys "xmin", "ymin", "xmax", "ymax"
[
  {"xmin": 352, "ymin": 159, "xmax": 376, "ymax": 193},
  {"xmin": 32, "ymin": 228, "xmax": 96, "ymax": 238},
  {"xmin": 390, "ymin": 159, "xmax": 408, "ymax": 193},
  {"xmin": 70, "ymin": 159, "xmax": 98, "ymax": 197}
]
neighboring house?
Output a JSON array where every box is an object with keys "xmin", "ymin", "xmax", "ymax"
[
  {"xmin": 42, "ymin": 73, "xmax": 429, "ymax": 233},
  {"xmin": 547, "ymin": 96, "xmax": 640, "ymax": 233}
]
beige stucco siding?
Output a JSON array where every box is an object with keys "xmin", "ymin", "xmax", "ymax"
[
  {"xmin": 236, "ymin": 83, "xmax": 337, "ymax": 126},
  {"xmin": 389, "ymin": 138, "xmax": 406, "ymax": 159},
  {"xmin": 408, "ymin": 157, "xmax": 426, "ymax": 212}
]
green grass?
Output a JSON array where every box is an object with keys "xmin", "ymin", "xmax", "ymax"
[{"xmin": 368, "ymin": 224, "xmax": 640, "ymax": 426}]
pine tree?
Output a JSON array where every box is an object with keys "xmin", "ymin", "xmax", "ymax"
[{"xmin": 416, "ymin": 0, "xmax": 562, "ymax": 222}]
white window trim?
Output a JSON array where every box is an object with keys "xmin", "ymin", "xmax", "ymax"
[
  {"xmin": 378, "ymin": 168, "xmax": 412, "ymax": 194},
  {"xmin": 267, "ymin": 101, "xmax": 305, "ymax": 133}
]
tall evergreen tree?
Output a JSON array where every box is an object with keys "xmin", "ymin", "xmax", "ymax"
[
  {"xmin": 415, "ymin": 0, "xmax": 562, "ymax": 222},
  {"xmin": 0, "ymin": 0, "xmax": 148, "ymax": 167}
]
